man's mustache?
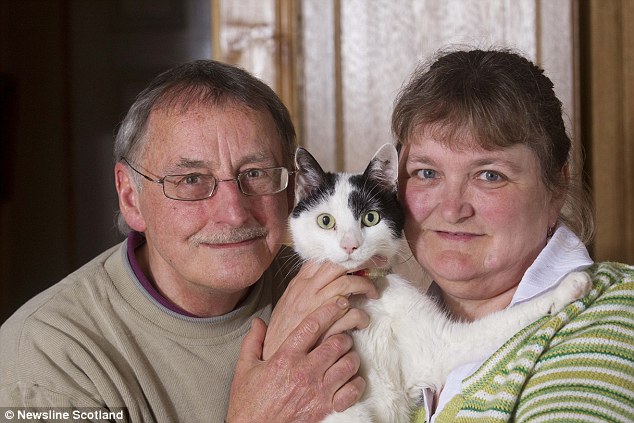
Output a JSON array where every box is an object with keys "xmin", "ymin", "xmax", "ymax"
[{"xmin": 190, "ymin": 227, "xmax": 269, "ymax": 246}]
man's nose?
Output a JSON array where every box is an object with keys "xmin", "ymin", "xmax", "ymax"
[{"xmin": 211, "ymin": 179, "xmax": 251, "ymax": 225}]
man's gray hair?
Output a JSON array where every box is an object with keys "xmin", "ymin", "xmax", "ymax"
[{"xmin": 113, "ymin": 60, "xmax": 296, "ymax": 234}]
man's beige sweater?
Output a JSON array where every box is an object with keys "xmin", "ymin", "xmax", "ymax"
[{"xmin": 0, "ymin": 240, "xmax": 294, "ymax": 422}]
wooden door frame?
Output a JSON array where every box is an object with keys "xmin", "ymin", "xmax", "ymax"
[{"xmin": 580, "ymin": 0, "xmax": 634, "ymax": 262}]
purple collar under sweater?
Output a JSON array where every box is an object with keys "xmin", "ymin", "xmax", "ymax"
[{"xmin": 126, "ymin": 231, "xmax": 198, "ymax": 318}]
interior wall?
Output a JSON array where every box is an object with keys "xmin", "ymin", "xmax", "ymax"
[
  {"xmin": 0, "ymin": 0, "xmax": 72, "ymax": 322},
  {"xmin": 0, "ymin": 0, "xmax": 212, "ymax": 323},
  {"xmin": 69, "ymin": 0, "xmax": 212, "ymax": 266},
  {"xmin": 300, "ymin": 0, "xmax": 578, "ymax": 174}
]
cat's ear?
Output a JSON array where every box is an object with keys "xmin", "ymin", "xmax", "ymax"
[
  {"xmin": 363, "ymin": 143, "xmax": 398, "ymax": 191},
  {"xmin": 294, "ymin": 147, "xmax": 327, "ymax": 201}
]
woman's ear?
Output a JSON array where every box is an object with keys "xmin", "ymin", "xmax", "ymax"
[
  {"xmin": 549, "ymin": 163, "xmax": 570, "ymax": 226},
  {"xmin": 115, "ymin": 162, "xmax": 147, "ymax": 232}
]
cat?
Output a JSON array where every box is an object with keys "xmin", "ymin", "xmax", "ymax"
[{"xmin": 289, "ymin": 143, "xmax": 592, "ymax": 423}]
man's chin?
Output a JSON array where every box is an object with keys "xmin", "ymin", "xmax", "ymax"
[{"xmin": 214, "ymin": 261, "xmax": 269, "ymax": 289}]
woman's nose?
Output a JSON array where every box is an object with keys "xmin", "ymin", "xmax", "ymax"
[{"xmin": 440, "ymin": 183, "xmax": 475, "ymax": 223}]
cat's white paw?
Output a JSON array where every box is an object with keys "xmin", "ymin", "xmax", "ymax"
[{"xmin": 548, "ymin": 271, "xmax": 592, "ymax": 314}]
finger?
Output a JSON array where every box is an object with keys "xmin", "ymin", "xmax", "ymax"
[
  {"xmin": 288, "ymin": 260, "xmax": 349, "ymax": 291},
  {"xmin": 281, "ymin": 296, "xmax": 351, "ymax": 354},
  {"xmin": 333, "ymin": 375, "xmax": 366, "ymax": 413},
  {"xmin": 320, "ymin": 274, "xmax": 379, "ymax": 300},
  {"xmin": 236, "ymin": 318, "xmax": 267, "ymax": 366},
  {"xmin": 320, "ymin": 308, "xmax": 370, "ymax": 341},
  {"xmin": 322, "ymin": 349, "xmax": 361, "ymax": 390},
  {"xmin": 309, "ymin": 333, "xmax": 355, "ymax": 379}
]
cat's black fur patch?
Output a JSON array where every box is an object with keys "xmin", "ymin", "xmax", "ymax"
[
  {"xmin": 292, "ymin": 169, "xmax": 404, "ymax": 239},
  {"xmin": 348, "ymin": 173, "xmax": 404, "ymax": 239},
  {"xmin": 291, "ymin": 172, "xmax": 339, "ymax": 217}
]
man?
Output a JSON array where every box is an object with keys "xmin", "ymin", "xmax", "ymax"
[{"xmin": 0, "ymin": 60, "xmax": 376, "ymax": 422}]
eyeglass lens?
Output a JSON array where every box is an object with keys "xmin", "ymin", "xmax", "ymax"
[{"xmin": 162, "ymin": 168, "xmax": 288, "ymax": 200}]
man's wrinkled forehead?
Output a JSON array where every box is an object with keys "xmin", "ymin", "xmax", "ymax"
[
  {"xmin": 143, "ymin": 99, "xmax": 263, "ymax": 143},
  {"xmin": 143, "ymin": 100, "xmax": 284, "ymax": 165}
]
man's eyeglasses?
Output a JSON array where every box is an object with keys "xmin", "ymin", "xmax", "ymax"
[{"xmin": 122, "ymin": 158, "xmax": 292, "ymax": 201}]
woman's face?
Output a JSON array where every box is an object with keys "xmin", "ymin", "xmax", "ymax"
[{"xmin": 399, "ymin": 128, "xmax": 563, "ymax": 303}]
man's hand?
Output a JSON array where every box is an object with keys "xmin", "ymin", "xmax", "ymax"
[
  {"xmin": 227, "ymin": 296, "xmax": 366, "ymax": 423},
  {"xmin": 263, "ymin": 260, "xmax": 379, "ymax": 359}
]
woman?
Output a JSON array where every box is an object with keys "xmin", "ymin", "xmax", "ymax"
[{"xmin": 392, "ymin": 49, "xmax": 634, "ymax": 422}]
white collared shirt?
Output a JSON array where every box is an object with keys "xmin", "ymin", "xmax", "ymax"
[{"xmin": 423, "ymin": 225, "xmax": 594, "ymax": 421}]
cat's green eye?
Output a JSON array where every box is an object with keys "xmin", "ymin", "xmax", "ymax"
[
  {"xmin": 317, "ymin": 213, "xmax": 336, "ymax": 229},
  {"xmin": 362, "ymin": 210, "xmax": 381, "ymax": 227}
]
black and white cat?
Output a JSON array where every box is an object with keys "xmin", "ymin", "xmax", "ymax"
[{"xmin": 289, "ymin": 144, "xmax": 592, "ymax": 423}]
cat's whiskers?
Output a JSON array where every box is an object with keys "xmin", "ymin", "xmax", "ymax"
[
  {"xmin": 392, "ymin": 243, "xmax": 415, "ymax": 266},
  {"xmin": 272, "ymin": 243, "xmax": 305, "ymax": 281}
]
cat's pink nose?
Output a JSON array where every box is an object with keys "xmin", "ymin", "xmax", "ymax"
[{"xmin": 341, "ymin": 244, "xmax": 358, "ymax": 254}]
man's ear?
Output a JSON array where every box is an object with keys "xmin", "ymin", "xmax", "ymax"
[
  {"xmin": 286, "ymin": 174, "xmax": 295, "ymax": 215},
  {"xmin": 115, "ymin": 162, "xmax": 147, "ymax": 232}
]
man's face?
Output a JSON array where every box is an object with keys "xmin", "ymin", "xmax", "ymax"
[{"xmin": 120, "ymin": 102, "xmax": 291, "ymax": 303}]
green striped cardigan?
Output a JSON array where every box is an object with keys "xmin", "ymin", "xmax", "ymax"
[{"xmin": 413, "ymin": 262, "xmax": 634, "ymax": 423}]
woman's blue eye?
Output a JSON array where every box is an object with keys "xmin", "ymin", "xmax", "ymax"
[{"xmin": 479, "ymin": 171, "xmax": 502, "ymax": 182}]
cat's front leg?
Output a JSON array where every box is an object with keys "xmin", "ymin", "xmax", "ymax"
[
  {"xmin": 428, "ymin": 271, "xmax": 593, "ymax": 386},
  {"xmin": 476, "ymin": 271, "xmax": 592, "ymax": 339},
  {"xmin": 542, "ymin": 271, "xmax": 592, "ymax": 314}
]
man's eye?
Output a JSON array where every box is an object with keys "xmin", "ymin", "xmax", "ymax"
[
  {"xmin": 417, "ymin": 169, "xmax": 437, "ymax": 179},
  {"xmin": 243, "ymin": 169, "xmax": 265, "ymax": 179},
  {"xmin": 181, "ymin": 174, "xmax": 204, "ymax": 185}
]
